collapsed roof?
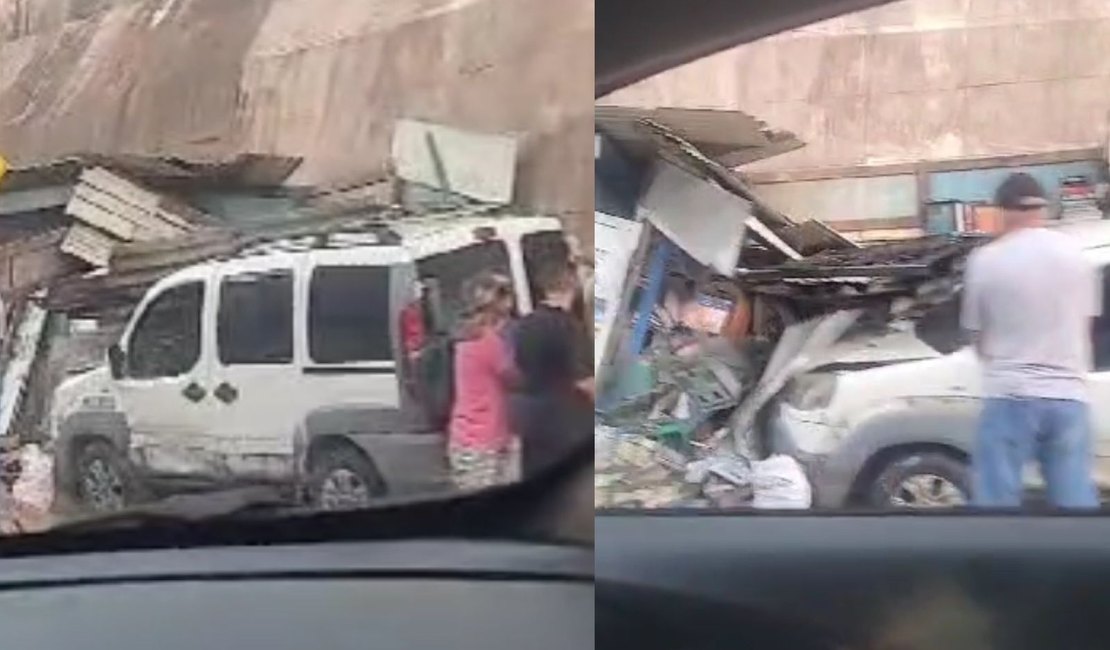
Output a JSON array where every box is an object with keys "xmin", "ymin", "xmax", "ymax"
[{"xmin": 0, "ymin": 153, "xmax": 303, "ymax": 194}]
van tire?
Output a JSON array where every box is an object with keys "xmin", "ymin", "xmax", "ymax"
[
  {"xmin": 307, "ymin": 443, "xmax": 385, "ymax": 511},
  {"xmin": 867, "ymin": 451, "xmax": 970, "ymax": 509},
  {"xmin": 74, "ymin": 439, "xmax": 143, "ymax": 514}
]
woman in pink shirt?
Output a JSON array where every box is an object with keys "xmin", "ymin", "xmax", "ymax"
[{"xmin": 448, "ymin": 272, "xmax": 517, "ymax": 491}]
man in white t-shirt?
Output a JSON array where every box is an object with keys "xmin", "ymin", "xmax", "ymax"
[{"xmin": 961, "ymin": 172, "xmax": 1101, "ymax": 508}]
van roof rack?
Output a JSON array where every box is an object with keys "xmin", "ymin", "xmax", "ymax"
[
  {"xmin": 227, "ymin": 203, "xmax": 513, "ymax": 259},
  {"xmin": 235, "ymin": 227, "xmax": 400, "ymax": 258}
]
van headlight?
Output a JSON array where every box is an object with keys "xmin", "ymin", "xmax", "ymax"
[{"xmin": 784, "ymin": 373, "xmax": 837, "ymax": 411}]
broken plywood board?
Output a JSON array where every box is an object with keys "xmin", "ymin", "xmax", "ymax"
[
  {"xmin": 80, "ymin": 167, "xmax": 197, "ymax": 231},
  {"xmin": 391, "ymin": 119, "xmax": 517, "ymax": 204},
  {"xmin": 65, "ymin": 167, "xmax": 194, "ymax": 243},
  {"xmin": 60, "ymin": 224, "xmax": 118, "ymax": 268},
  {"xmin": 71, "ymin": 184, "xmax": 183, "ymax": 240}
]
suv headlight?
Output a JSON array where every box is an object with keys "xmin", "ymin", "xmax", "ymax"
[{"xmin": 784, "ymin": 373, "xmax": 837, "ymax": 411}]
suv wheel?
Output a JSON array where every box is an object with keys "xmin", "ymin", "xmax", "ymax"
[
  {"xmin": 74, "ymin": 440, "xmax": 140, "ymax": 513},
  {"xmin": 307, "ymin": 444, "xmax": 385, "ymax": 511},
  {"xmin": 868, "ymin": 451, "xmax": 969, "ymax": 509}
]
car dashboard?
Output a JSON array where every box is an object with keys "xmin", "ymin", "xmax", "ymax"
[{"xmin": 0, "ymin": 539, "xmax": 592, "ymax": 650}]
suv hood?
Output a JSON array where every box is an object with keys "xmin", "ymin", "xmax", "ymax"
[{"xmin": 813, "ymin": 324, "xmax": 942, "ymax": 369}]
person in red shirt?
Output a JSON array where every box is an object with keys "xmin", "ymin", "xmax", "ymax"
[
  {"xmin": 398, "ymin": 280, "xmax": 429, "ymax": 404},
  {"xmin": 399, "ymin": 286, "xmax": 427, "ymax": 360},
  {"xmin": 447, "ymin": 272, "xmax": 518, "ymax": 491}
]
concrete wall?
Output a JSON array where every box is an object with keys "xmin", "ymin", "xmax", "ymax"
[
  {"xmin": 0, "ymin": 0, "xmax": 594, "ymax": 247},
  {"xmin": 603, "ymin": 0, "xmax": 1110, "ymax": 176}
]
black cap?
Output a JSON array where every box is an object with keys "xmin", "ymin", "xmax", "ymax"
[{"xmin": 995, "ymin": 172, "xmax": 1047, "ymax": 209}]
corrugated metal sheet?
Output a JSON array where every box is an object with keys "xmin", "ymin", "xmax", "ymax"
[
  {"xmin": 929, "ymin": 161, "xmax": 1103, "ymax": 203},
  {"xmin": 594, "ymin": 106, "xmax": 803, "ymax": 168},
  {"xmin": 0, "ymin": 154, "xmax": 302, "ymax": 193},
  {"xmin": 755, "ymin": 174, "xmax": 918, "ymax": 226}
]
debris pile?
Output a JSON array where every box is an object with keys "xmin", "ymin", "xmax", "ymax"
[
  {"xmin": 594, "ymin": 110, "xmax": 992, "ymax": 510},
  {"xmin": 595, "ymin": 234, "xmax": 982, "ymax": 508}
]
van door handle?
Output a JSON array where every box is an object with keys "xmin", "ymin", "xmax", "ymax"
[
  {"xmin": 182, "ymin": 382, "xmax": 206, "ymax": 402},
  {"xmin": 214, "ymin": 382, "xmax": 239, "ymax": 404}
]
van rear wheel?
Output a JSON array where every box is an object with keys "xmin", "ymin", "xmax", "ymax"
[
  {"xmin": 307, "ymin": 444, "xmax": 385, "ymax": 511},
  {"xmin": 74, "ymin": 439, "xmax": 140, "ymax": 514}
]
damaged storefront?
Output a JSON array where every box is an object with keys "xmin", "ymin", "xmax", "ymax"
[{"xmin": 593, "ymin": 106, "xmax": 1055, "ymax": 510}]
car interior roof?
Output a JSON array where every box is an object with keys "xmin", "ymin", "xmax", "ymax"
[{"xmin": 595, "ymin": 0, "xmax": 898, "ymax": 97}]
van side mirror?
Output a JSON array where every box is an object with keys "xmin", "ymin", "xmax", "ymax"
[{"xmin": 108, "ymin": 344, "xmax": 126, "ymax": 379}]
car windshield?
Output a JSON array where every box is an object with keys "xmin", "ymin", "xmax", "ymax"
[
  {"xmin": 595, "ymin": 0, "xmax": 1110, "ymax": 513},
  {"xmin": 0, "ymin": 0, "xmax": 593, "ymax": 537}
]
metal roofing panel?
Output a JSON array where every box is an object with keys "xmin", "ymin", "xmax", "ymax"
[
  {"xmin": 0, "ymin": 154, "xmax": 302, "ymax": 193},
  {"xmin": 594, "ymin": 106, "xmax": 803, "ymax": 168}
]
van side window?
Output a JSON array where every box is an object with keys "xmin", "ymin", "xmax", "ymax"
[
  {"xmin": 417, "ymin": 240, "xmax": 511, "ymax": 331},
  {"xmin": 128, "ymin": 282, "xmax": 203, "ymax": 379},
  {"xmin": 218, "ymin": 269, "xmax": 294, "ymax": 365},
  {"xmin": 309, "ymin": 266, "xmax": 392, "ymax": 363},
  {"xmin": 522, "ymin": 231, "xmax": 570, "ymax": 303}
]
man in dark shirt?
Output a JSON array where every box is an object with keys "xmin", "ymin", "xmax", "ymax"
[{"xmin": 511, "ymin": 262, "xmax": 593, "ymax": 478}]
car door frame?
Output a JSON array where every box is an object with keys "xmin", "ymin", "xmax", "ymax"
[
  {"xmin": 299, "ymin": 246, "xmax": 410, "ymax": 416},
  {"xmin": 1079, "ymin": 245, "xmax": 1110, "ymax": 486},
  {"xmin": 205, "ymin": 252, "xmax": 303, "ymax": 480},
  {"xmin": 114, "ymin": 265, "xmax": 216, "ymax": 477}
]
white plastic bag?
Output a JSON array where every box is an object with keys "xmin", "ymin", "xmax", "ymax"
[{"xmin": 750, "ymin": 454, "xmax": 812, "ymax": 510}]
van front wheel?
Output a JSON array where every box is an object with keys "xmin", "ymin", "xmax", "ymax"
[
  {"xmin": 867, "ymin": 451, "xmax": 969, "ymax": 509},
  {"xmin": 307, "ymin": 443, "xmax": 384, "ymax": 511},
  {"xmin": 74, "ymin": 439, "xmax": 141, "ymax": 514}
]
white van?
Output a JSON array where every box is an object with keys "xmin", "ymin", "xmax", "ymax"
[{"xmin": 50, "ymin": 215, "xmax": 571, "ymax": 512}]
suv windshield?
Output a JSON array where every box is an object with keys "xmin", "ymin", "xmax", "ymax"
[{"xmin": 0, "ymin": 0, "xmax": 593, "ymax": 536}]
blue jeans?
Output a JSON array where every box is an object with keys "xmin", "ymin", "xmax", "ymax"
[{"xmin": 973, "ymin": 397, "xmax": 1099, "ymax": 508}]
